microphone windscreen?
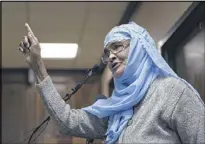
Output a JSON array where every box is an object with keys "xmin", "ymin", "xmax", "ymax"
[
  {"xmin": 92, "ymin": 64, "xmax": 100, "ymax": 72},
  {"xmin": 93, "ymin": 62, "xmax": 106, "ymax": 73}
]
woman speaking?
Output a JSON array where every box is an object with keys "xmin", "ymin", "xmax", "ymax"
[{"xmin": 18, "ymin": 22, "xmax": 205, "ymax": 144}]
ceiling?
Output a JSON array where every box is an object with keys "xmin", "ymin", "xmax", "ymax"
[{"xmin": 2, "ymin": 2, "xmax": 192, "ymax": 70}]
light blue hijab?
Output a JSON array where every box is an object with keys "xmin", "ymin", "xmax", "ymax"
[{"xmin": 82, "ymin": 22, "xmax": 199, "ymax": 144}]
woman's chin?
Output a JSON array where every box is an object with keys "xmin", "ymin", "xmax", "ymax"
[{"xmin": 113, "ymin": 65, "xmax": 125, "ymax": 78}]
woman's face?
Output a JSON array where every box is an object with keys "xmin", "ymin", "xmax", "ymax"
[{"xmin": 104, "ymin": 40, "xmax": 130, "ymax": 78}]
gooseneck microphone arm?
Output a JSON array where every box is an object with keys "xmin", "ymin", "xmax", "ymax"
[
  {"xmin": 27, "ymin": 64, "xmax": 101, "ymax": 144},
  {"xmin": 64, "ymin": 64, "xmax": 100, "ymax": 102}
]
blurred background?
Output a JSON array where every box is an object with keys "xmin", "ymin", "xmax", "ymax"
[{"xmin": 2, "ymin": 1, "xmax": 204, "ymax": 144}]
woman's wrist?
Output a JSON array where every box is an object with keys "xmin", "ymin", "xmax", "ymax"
[{"xmin": 30, "ymin": 58, "xmax": 48, "ymax": 83}]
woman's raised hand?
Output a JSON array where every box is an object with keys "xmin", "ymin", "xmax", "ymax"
[
  {"xmin": 18, "ymin": 23, "xmax": 41, "ymax": 66},
  {"xmin": 18, "ymin": 23, "xmax": 48, "ymax": 82}
]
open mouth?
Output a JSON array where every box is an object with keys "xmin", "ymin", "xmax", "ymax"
[{"xmin": 112, "ymin": 62, "xmax": 120, "ymax": 70}]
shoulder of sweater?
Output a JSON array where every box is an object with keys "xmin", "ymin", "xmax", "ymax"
[
  {"xmin": 145, "ymin": 76, "xmax": 189, "ymax": 105},
  {"xmin": 154, "ymin": 76, "xmax": 187, "ymax": 94},
  {"xmin": 145, "ymin": 76, "xmax": 190, "ymax": 120}
]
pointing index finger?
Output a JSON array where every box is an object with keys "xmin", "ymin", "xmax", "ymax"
[{"xmin": 25, "ymin": 23, "xmax": 35, "ymax": 36}]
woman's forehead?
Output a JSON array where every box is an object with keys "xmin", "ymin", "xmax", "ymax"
[
  {"xmin": 105, "ymin": 40, "xmax": 129, "ymax": 49},
  {"xmin": 106, "ymin": 41, "xmax": 122, "ymax": 48}
]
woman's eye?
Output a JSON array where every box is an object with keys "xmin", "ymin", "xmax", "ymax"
[
  {"xmin": 113, "ymin": 44, "xmax": 122, "ymax": 50},
  {"xmin": 104, "ymin": 49, "xmax": 110, "ymax": 55}
]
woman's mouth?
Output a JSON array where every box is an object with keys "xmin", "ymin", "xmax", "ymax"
[{"xmin": 112, "ymin": 62, "xmax": 120, "ymax": 70}]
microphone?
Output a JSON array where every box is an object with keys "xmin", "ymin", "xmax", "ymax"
[
  {"xmin": 95, "ymin": 61, "xmax": 106, "ymax": 72},
  {"xmin": 92, "ymin": 64, "xmax": 100, "ymax": 73},
  {"xmin": 87, "ymin": 62, "xmax": 106, "ymax": 76}
]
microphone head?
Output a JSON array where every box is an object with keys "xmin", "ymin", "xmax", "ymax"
[
  {"xmin": 92, "ymin": 62, "xmax": 106, "ymax": 73},
  {"xmin": 92, "ymin": 63, "xmax": 105, "ymax": 73},
  {"xmin": 92, "ymin": 64, "xmax": 100, "ymax": 72}
]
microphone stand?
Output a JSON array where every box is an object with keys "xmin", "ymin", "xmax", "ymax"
[{"xmin": 27, "ymin": 64, "xmax": 100, "ymax": 144}]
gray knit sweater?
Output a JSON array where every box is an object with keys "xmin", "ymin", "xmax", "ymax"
[{"xmin": 36, "ymin": 76, "xmax": 205, "ymax": 144}]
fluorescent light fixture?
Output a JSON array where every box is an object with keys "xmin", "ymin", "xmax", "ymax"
[{"xmin": 40, "ymin": 43, "xmax": 78, "ymax": 59}]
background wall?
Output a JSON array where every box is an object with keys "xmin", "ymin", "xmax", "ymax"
[{"xmin": 175, "ymin": 24, "xmax": 204, "ymax": 101}]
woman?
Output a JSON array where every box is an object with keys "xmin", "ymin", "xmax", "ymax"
[{"xmin": 19, "ymin": 22, "xmax": 205, "ymax": 144}]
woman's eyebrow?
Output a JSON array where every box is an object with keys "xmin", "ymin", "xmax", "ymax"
[
  {"xmin": 108, "ymin": 42, "xmax": 122, "ymax": 48},
  {"xmin": 106, "ymin": 43, "xmax": 115, "ymax": 49}
]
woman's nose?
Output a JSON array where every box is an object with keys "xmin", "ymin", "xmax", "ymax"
[{"xmin": 109, "ymin": 53, "xmax": 116, "ymax": 62}]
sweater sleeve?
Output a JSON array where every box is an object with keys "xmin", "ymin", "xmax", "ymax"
[
  {"xmin": 171, "ymin": 85, "xmax": 205, "ymax": 144},
  {"xmin": 35, "ymin": 76, "xmax": 108, "ymax": 139}
]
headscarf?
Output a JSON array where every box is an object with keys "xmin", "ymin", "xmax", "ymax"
[{"xmin": 82, "ymin": 22, "xmax": 199, "ymax": 144}]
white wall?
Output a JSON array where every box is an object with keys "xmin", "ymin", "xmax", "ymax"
[{"xmin": 132, "ymin": 2, "xmax": 192, "ymax": 42}]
